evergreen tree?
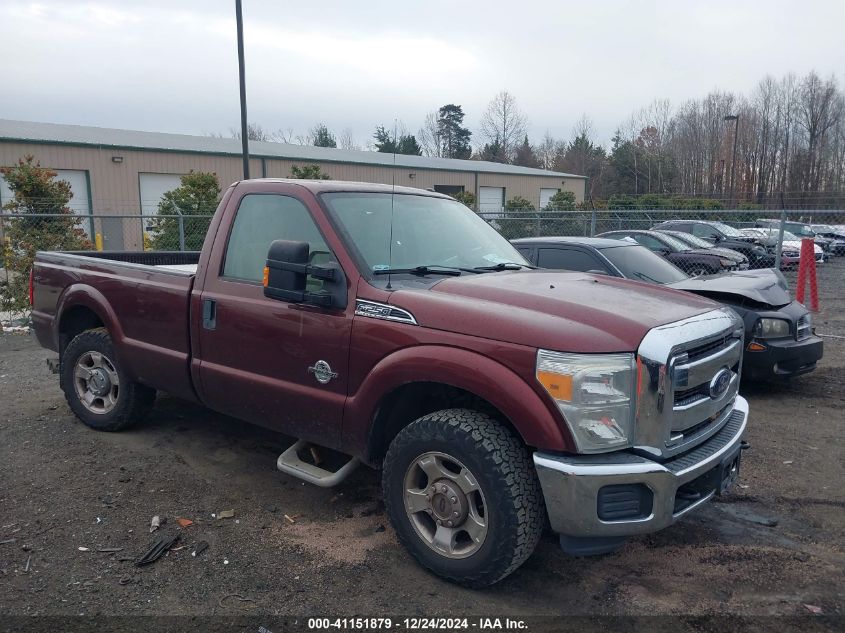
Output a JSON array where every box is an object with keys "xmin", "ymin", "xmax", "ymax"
[
  {"xmin": 373, "ymin": 126, "xmax": 422, "ymax": 155},
  {"xmin": 437, "ymin": 104, "xmax": 472, "ymax": 159},
  {"xmin": 311, "ymin": 124, "xmax": 337, "ymax": 148},
  {"xmin": 513, "ymin": 136, "xmax": 541, "ymax": 168}
]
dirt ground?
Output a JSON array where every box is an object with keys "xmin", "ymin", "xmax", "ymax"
[{"xmin": 0, "ymin": 260, "xmax": 843, "ymax": 625}]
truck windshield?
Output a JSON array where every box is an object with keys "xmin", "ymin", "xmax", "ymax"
[
  {"xmin": 321, "ymin": 192, "xmax": 529, "ymax": 275},
  {"xmin": 601, "ymin": 244, "xmax": 688, "ymax": 285}
]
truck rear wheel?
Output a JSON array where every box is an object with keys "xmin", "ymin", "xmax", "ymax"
[
  {"xmin": 382, "ymin": 408, "xmax": 545, "ymax": 587},
  {"xmin": 61, "ymin": 328, "xmax": 155, "ymax": 431}
]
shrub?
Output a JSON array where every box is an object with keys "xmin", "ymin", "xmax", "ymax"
[
  {"xmin": 148, "ymin": 171, "xmax": 221, "ymax": 251},
  {"xmin": 453, "ymin": 191, "xmax": 476, "ymax": 208},
  {"xmin": 1, "ymin": 156, "xmax": 91, "ymax": 314},
  {"xmin": 290, "ymin": 164, "xmax": 331, "ymax": 179},
  {"xmin": 505, "ymin": 196, "xmax": 535, "ymax": 211}
]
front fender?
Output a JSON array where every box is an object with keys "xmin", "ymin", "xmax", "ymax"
[{"xmin": 342, "ymin": 344, "xmax": 574, "ymax": 458}]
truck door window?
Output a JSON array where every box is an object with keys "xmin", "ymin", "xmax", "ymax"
[
  {"xmin": 223, "ymin": 194, "xmax": 334, "ymax": 291},
  {"xmin": 537, "ymin": 248, "xmax": 606, "ymax": 273}
]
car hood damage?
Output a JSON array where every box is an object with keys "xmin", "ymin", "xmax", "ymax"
[{"xmin": 668, "ymin": 268, "xmax": 791, "ymax": 308}]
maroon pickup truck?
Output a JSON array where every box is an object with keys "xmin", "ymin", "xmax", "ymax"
[{"xmin": 31, "ymin": 179, "xmax": 749, "ymax": 586}]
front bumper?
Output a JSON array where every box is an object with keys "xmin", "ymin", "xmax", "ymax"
[
  {"xmin": 533, "ymin": 396, "xmax": 749, "ymax": 540},
  {"xmin": 743, "ymin": 335, "xmax": 824, "ymax": 380}
]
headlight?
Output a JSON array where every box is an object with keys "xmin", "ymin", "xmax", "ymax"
[
  {"xmin": 753, "ymin": 318, "xmax": 790, "ymax": 339},
  {"xmin": 719, "ymin": 258, "xmax": 734, "ymax": 267},
  {"xmin": 536, "ymin": 350, "xmax": 635, "ymax": 453}
]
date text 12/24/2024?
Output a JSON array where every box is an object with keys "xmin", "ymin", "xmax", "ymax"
[{"xmin": 305, "ymin": 618, "xmax": 529, "ymax": 630}]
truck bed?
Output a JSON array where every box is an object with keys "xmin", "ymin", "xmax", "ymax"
[{"xmin": 32, "ymin": 250, "xmax": 200, "ymax": 401}]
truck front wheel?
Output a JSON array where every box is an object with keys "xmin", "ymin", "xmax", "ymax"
[
  {"xmin": 382, "ymin": 409, "xmax": 545, "ymax": 587},
  {"xmin": 61, "ymin": 328, "xmax": 155, "ymax": 431}
]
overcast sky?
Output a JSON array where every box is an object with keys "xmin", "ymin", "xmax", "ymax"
[{"xmin": 1, "ymin": 0, "xmax": 843, "ymax": 149}]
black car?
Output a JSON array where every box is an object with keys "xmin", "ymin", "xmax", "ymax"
[
  {"xmin": 595, "ymin": 229, "xmax": 740, "ymax": 276},
  {"xmin": 651, "ymin": 219, "xmax": 775, "ymax": 268},
  {"xmin": 656, "ymin": 229, "xmax": 750, "ymax": 269},
  {"xmin": 512, "ymin": 236, "xmax": 823, "ymax": 381}
]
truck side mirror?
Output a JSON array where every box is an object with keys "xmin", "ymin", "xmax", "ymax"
[{"xmin": 263, "ymin": 239, "xmax": 336, "ymax": 308}]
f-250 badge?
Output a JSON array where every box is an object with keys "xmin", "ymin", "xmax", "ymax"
[{"xmin": 308, "ymin": 360, "xmax": 338, "ymax": 384}]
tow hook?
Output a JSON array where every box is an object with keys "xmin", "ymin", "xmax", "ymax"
[{"xmin": 740, "ymin": 440, "xmax": 750, "ymax": 451}]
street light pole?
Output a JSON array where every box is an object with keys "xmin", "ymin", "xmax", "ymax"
[
  {"xmin": 235, "ymin": 0, "xmax": 250, "ymax": 180},
  {"xmin": 724, "ymin": 114, "xmax": 739, "ymax": 208}
]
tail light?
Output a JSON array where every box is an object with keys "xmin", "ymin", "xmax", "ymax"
[{"xmin": 29, "ymin": 268, "xmax": 34, "ymax": 306}]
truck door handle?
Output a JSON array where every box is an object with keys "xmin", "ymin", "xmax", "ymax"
[{"xmin": 202, "ymin": 299, "xmax": 217, "ymax": 330}]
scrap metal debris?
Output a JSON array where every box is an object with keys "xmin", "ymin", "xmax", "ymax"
[
  {"xmin": 149, "ymin": 516, "xmax": 161, "ymax": 533},
  {"xmin": 176, "ymin": 518, "xmax": 194, "ymax": 528},
  {"xmin": 96, "ymin": 547, "xmax": 124, "ymax": 553},
  {"xmin": 134, "ymin": 531, "xmax": 180, "ymax": 566},
  {"xmin": 191, "ymin": 540, "xmax": 208, "ymax": 557},
  {"xmin": 217, "ymin": 509, "xmax": 235, "ymax": 520}
]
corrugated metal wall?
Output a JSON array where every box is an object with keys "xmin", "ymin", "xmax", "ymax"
[{"xmin": 1, "ymin": 141, "xmax": 586, "ymax": 249}]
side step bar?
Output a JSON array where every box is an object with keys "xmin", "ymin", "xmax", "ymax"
[{"xmin": 276, "ymin": 440, "xmax": 360, "ymax": 487}]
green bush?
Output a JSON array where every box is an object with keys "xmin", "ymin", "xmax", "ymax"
[
  {"xmin": 505, "ymin": 196, "xmax": 535, "ymax": 211},
  {"xmin": 544, "ymin": 190, "xmax": 576, "ymax": 211},
  {"xmin": 148, "ymin": 171, "xmax": 220, "ymax": 251},
  {"xmin": 290, "ymin": 164, "xmax": 331, "ymax": 179},
  {"xmin": 453, "ymin": 191, "xmax": 476, "ymax": 208},
  {"xmin": 1, "ymin": 156, "xmax": 91, "ymax": 314}
]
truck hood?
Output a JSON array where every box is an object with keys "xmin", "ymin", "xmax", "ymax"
[
  {"xmin": 388, "ymin": 271, "xmax": 719, "ymax": 353},
  {"xmin": 668, "ymin": 268, "xmax": 791, "ymax": 308}
]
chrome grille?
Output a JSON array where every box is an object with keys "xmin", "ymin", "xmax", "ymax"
[
  {"xmin": 685, "ymin": 335, "xmax": 732, "ymax": 362},
  {"xmin": 635, "ymin": 308, "xmax": 744, "ymax": 460}
]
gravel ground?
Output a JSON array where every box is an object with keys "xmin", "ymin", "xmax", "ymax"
[{"xmin": 0, "ymin": 260, "xmax": 843, "ymax": 624}]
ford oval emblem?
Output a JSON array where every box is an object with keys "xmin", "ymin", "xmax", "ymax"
[{"xmin": 709, "ymin": 368, "xmax": 732, "ymax": 399}]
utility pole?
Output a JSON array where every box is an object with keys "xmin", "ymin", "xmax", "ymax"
[
  {"xmin": 235, "ymin": 0, "xmax": 250, "ymax": 180},
  {"xmin": 724, "ymin": 114, "xmax": 739, "ymax": 208}
]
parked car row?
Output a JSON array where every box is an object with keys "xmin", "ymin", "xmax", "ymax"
[
  {"xmin": 512, "ymin": 236, "xmax": 824, "ymax": 382},
  {"xmin": 650, "ymin": 220, "xmax": 776, "ymax": 268},
  {"xmin": 740, "ymin": 228, "xmax": 825, "ymax": 267}
]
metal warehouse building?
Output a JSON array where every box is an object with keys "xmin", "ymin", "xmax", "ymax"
[{"xmin": 0, "ymin": 119, "xmax": 585, "ymax": 250}]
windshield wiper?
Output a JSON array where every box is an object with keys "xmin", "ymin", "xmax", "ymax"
[
  {"xmin": 373, "ymin": 265, "xmax": 465, "ymax": 277},
  {"xmin": 472, "ymin": 262, "xmax": 536, "ymax": 272}
]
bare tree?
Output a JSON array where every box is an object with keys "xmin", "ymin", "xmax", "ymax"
[
  {"xmin": 338, "ymin": 128, "xmax": 360, "ymax": 151},
  {"xmin": 479, "ymin": 91, "xmax": 527, "ymax": 163},
  {"xmin": 418, "ymin": 111, "xmax": 443, "ymax": 157},
  {"xmin": 537, "ymin": 131, "xmax": 559, "ymax": 171},
  {"xmin": 228, "ymin": 122, "xmax": 271, "ymax": 141}
]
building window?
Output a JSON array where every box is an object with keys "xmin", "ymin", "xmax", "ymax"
[{"xmin": 433, "ymin": 185, "xmax": 464, "ymax": 195}]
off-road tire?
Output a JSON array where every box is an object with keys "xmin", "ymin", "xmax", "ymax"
[
  {"xmin": 61, "ymin": 328, "xmax": 155, "ymax": 431},
  {"xmin": 382, "ymin": 408, "xmax": 545, "ymax": 587}
]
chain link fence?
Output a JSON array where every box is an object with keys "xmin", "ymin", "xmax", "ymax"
[
  {"xmin": 1, "ymin": 212, "xmax": 210, "ymax": 327},
  {"xmin": 3, "ymin": 207, "xmax": 845, "ymax": 326},
  {"xmin": 479, "ymin": 208, "xmax": 845, "ymax": 278}
]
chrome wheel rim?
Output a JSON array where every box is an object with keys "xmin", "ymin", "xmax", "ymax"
[
  {"xmin": 403, "ymin": 451, "xmax": 488, "ymax": 559},
  {"xmin": 73, "ymin": 351, "xmax": 120, "ymax": 414}
]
